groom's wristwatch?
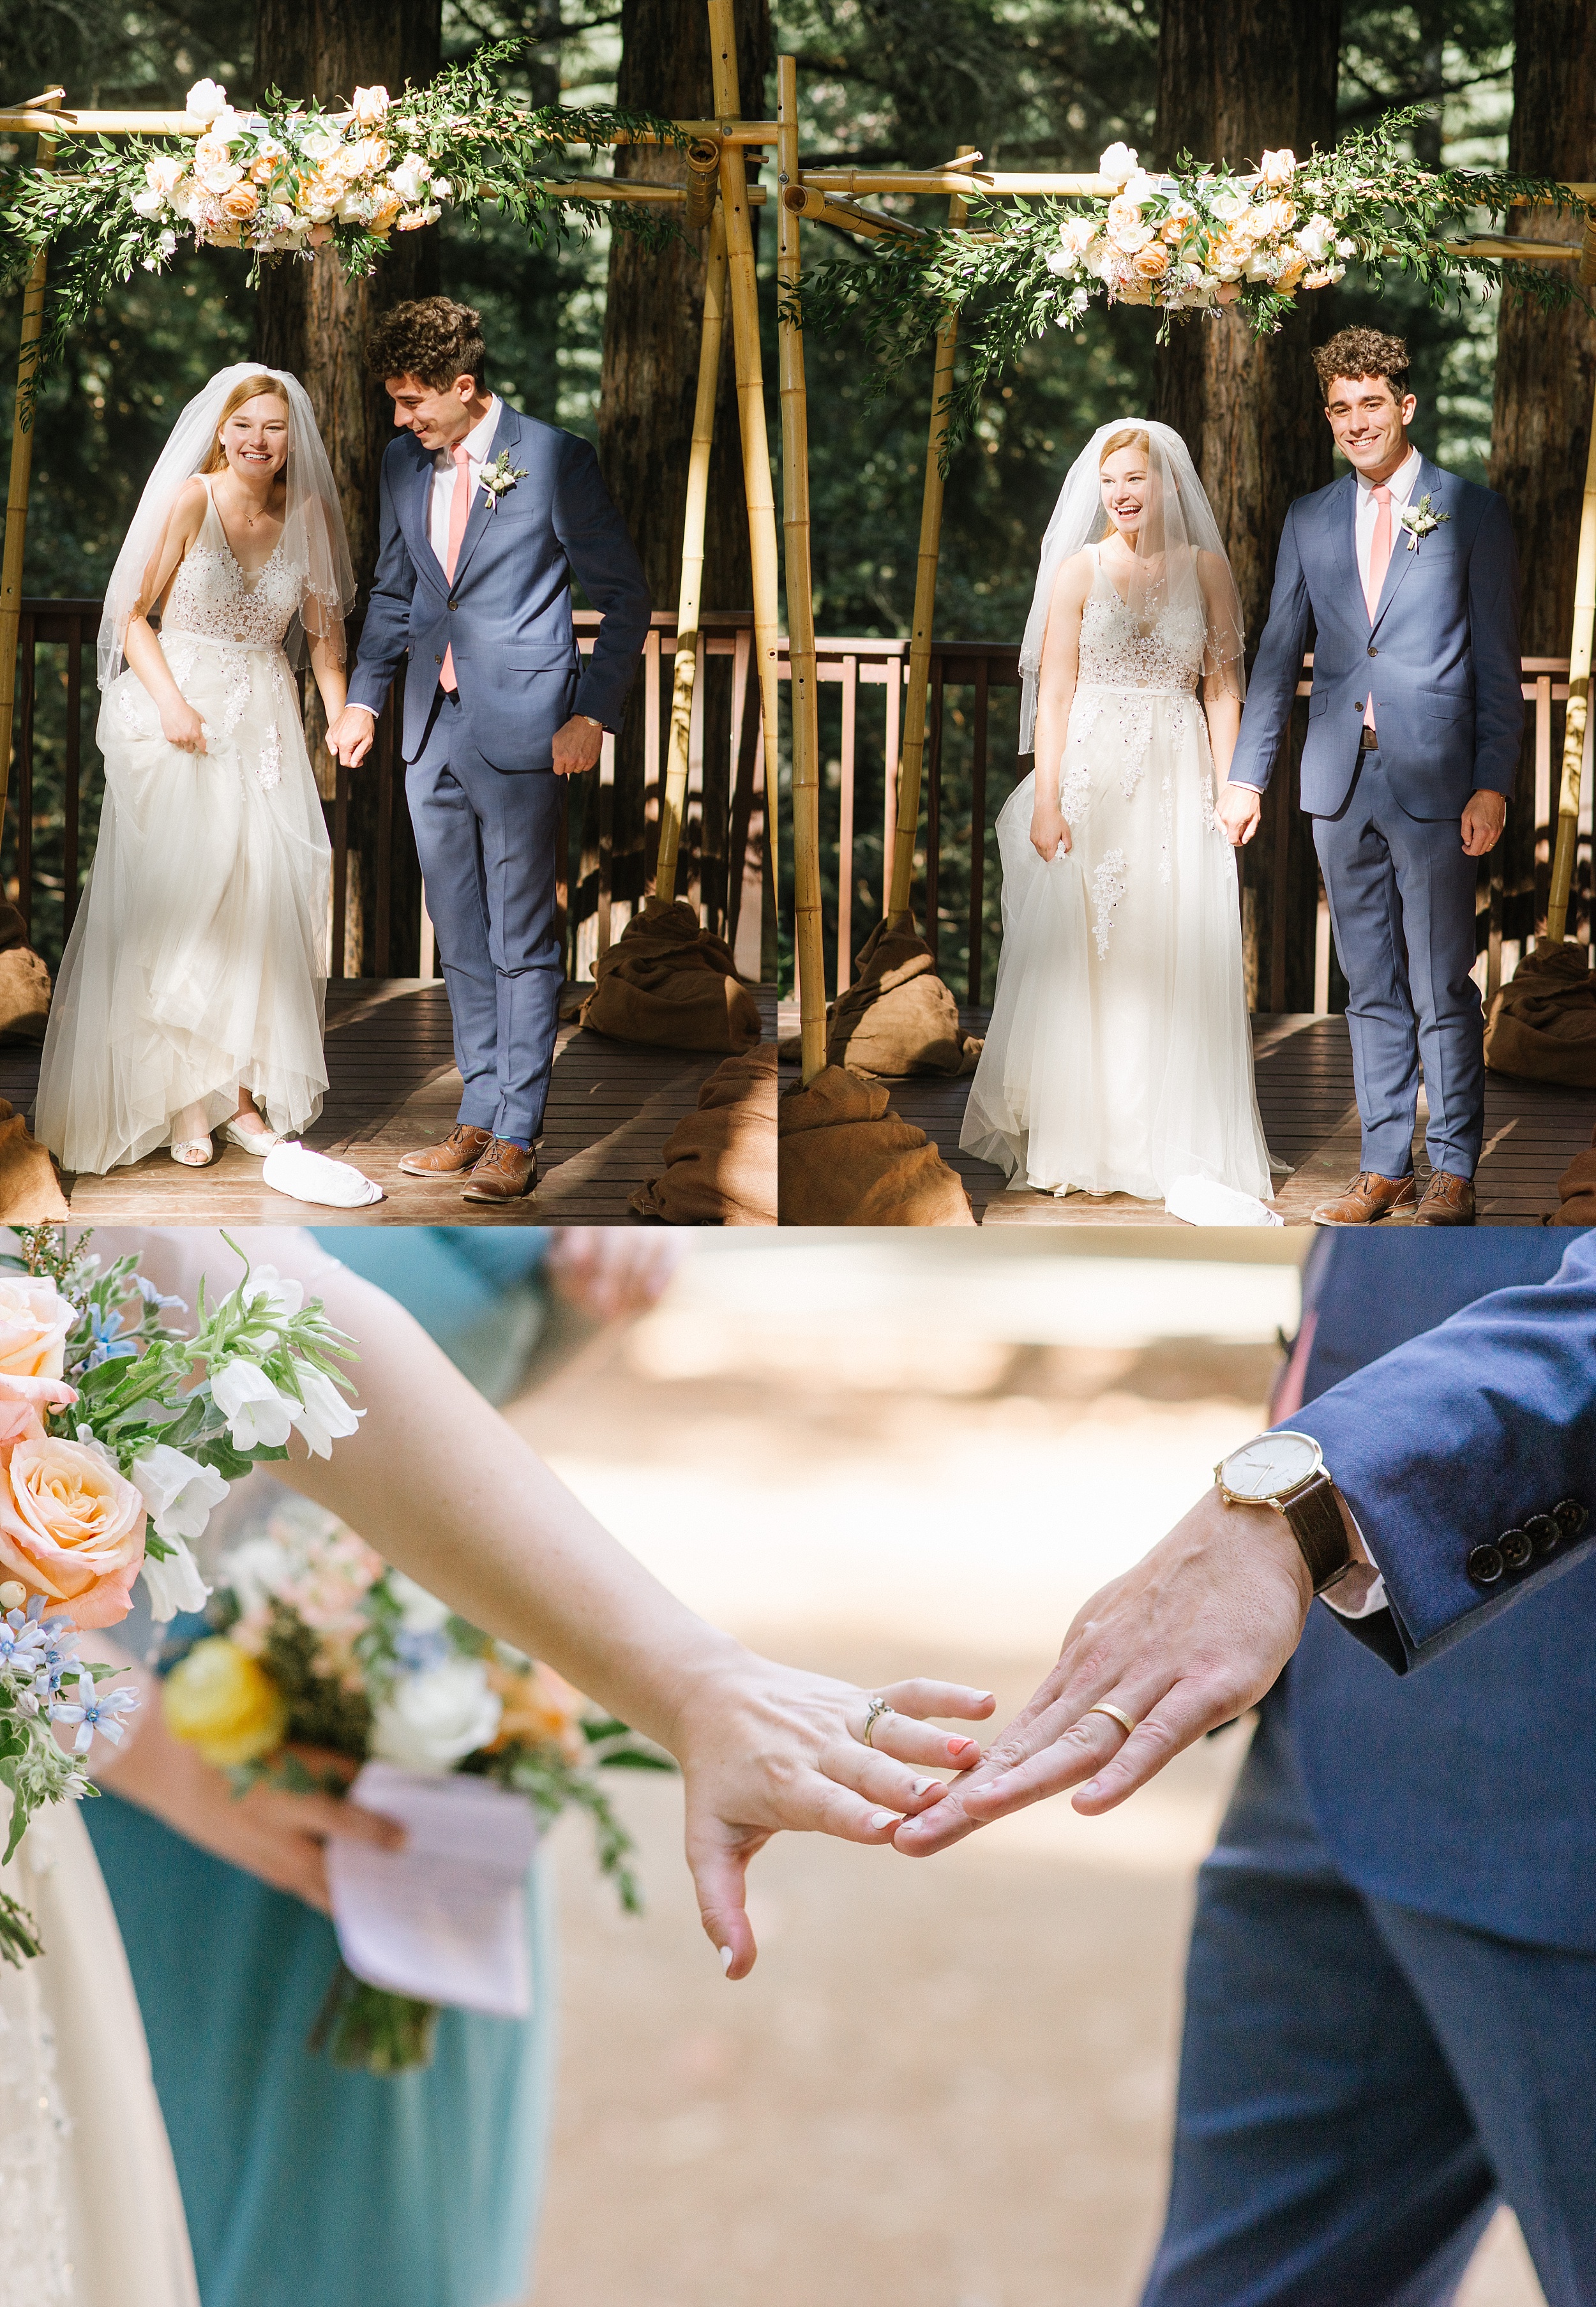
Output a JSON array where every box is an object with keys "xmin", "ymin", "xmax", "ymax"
[{"xmin": 1214, "ymin": 1431, "xmax": 1355, "ymax": 1593}]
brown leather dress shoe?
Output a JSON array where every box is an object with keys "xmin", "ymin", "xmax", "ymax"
[
  {"xmin": 1311, "ymin": 1171, "xmax": 1419, "ymax": 1227},
  {"xmin": 398, "ymin": 1123, "xmax": 493, "ymax": 1178},
  {"xmin": 461, "ymin": 1137, "xmax": 538, "ymax": 1203},
  {"xmin": 1412, "ymin": 1169, "xmax": 1476, "ymax": 1226}
]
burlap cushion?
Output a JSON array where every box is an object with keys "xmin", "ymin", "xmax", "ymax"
[
  {"xmin": 0, "ymin": 1099, "xmax": 68, "ymax": 1221},
  {"xmin": 629, "ymin": 1046, "xmax": 776, "ymax": 1226},
  {"xmin": 580, "ymin": 897, "xmax": 762, "ymax": 1054},
  {"xmin": 777, "ymin": 1063, "xmax": 974, "ymax": 1226},
  {"xmin": 0, "ymin": 899, "xmax": 50, "ymax": 1044},
  {"xmin": 815, "ymin": 921, "xmax": 982, "ymax": 1078},
  {"xmin": 1484, "ymin": 940, "xmax": 1596, "ymax": 1088}
]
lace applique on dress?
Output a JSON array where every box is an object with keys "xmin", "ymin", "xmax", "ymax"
[
  {"xmin": 255, "ymin": 724, "xmax": 283, "ymax": 793},
  {"xmin": 162, "ymin": 485, "xmax": 306, "ymax": 656},
  {"xmin": 1091, "ymin": 847, "xmax": 1127, "ymax": 958},
  {"xmin": 1076, "ymin": 578, "xmax": 1205, "ymax": 696}
]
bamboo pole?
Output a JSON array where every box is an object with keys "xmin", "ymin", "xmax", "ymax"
[
  {"xmin": 780, "ymin": 185, "xmax": 926, "ymax": 241},
  {"xmin": 0, "ymin": 92, "xmax": 62, "ymax": 852},
  {"xmin": 776, "ymin": 55, "xmax": 825, "ymax": 1084},
  {"xmin": 885, "ymin": 153, "xmax": 972, "ymax": 929},
  {"xmin": 0, "ymin": 110, "xmax": 784, "ymax": 142},
  {"xmin": 707, "ymin": 2, "xmax": 781, "ymax": 872},
  {"xmin": 656, "ymin": 203, "xmax": 728, "ymax": 905},
  {"xmin": 1544, "ymin": 375, "xmax": 1596, "ymax": 945}
]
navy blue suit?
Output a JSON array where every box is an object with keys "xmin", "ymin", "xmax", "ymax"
[
  {"xmin": 1142, "ymin": 1232, "xmax": 1596, "ymax": 2307},
  {"xmin": 1230, "ymin": 458, "xmax": 1523, "ymax": 1180},
  {"xmin": 347, "ymin": 403, "xmax": 650, "ymax": 1145}
]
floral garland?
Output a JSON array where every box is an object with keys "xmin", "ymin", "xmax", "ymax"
[
  {"xmin": 795, "ymin": 110, "xmax": 1590, "ymax": 448},
  {"xmin": 1, "ymin": 41, "xmax": 684, "ymax": 376}
]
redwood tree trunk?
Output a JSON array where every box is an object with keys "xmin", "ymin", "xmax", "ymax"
[
  {"xmin": 253, "ymin": 0, "xmax": 442, "ymax": 972},
  {"xmin": 1152, "ymin": 0, "xmax": 1342, "ymax": 1011},
  {"xmin": 1487, "ymin": 0, "xmax": 1596, "ymax": 943},
  {"xmin": 596, "ymin": 0, "xmax": 771, "ymax": 928}
]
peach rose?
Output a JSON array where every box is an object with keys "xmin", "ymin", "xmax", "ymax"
[
  {"xmin": 1258, "ymin": 147, "xmax": 1297, "ymax": 189},
  {"xmin": 0, "ymin": 1435, "xmax": 146, "ymax": 1629},
  {"xmin": 0, "ymin": 1278, "xmax": 75, "ymax": 1381},
  {"xmin": 220, "ymin": 183, "xmax": 260, "ymax": 220},
  {"xmin": 486, "ymin": 1659, "xmax": 586, "ymax": 1759},
  {"xmin": 250, "ymin": 155, "xmax": 278, "ymax": 184},
  {"xmin": 1133, "ymin": 242, "xmax": 1170, "ymax": 280},
  {"xmin": 1273, "ymin": 250, "xmax": 1308, "ymax": 292},
  {"xmin": 1207, "ymin": 229, "xmax": 1251, "ymax": 280},
  {"xmin": 350, "ymin": 83, "xmax": 391, "ymax": 124}
]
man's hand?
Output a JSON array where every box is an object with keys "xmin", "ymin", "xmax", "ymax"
[
  {"xmin": 327, "ymin": 704, "xmax": 377, "ymax": 768},
  {"xmin": 552, "ymin": 714, "xmax": 604, "ymax": 779},
  {"xmin": 894, "ymin": 1488, "xmax": 1320, "ymax": 1855},
  {"xmin": 1461, "ymin": 788, "xmax": 1507, "ymax": 858},
  {"xmin": 546, "ymin": 1229, "xmax": 683, "ymax": 1323},
  {"xmin": 1216, "ymin": 781, "xmax": 1263, "ymax": 847}
]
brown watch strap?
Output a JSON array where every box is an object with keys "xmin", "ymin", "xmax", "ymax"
[{"xmin": 1280, "ymin": 1470, "xmax": 1353, "ymax": 1593}]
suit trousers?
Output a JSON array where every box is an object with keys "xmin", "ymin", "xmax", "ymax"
[
  {"xmin": 407, "ymin": 689, "xmax": 564, "ymax": 1146},
  {"xmin": 1311, "ymin": 748, "xmax": 1485, "ymax": 1180},
  {"xmin": 1140, "ymin": 1706, "xmax": 1596, "ymax": 2307}
]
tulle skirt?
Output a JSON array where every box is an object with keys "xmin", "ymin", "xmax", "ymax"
[
  {"xmin": 36, "ymin": 635, "xmax": 330, "ymax": 1174},
  {"xmin": 961, "ymin": 688, "xmax": 1274, "ymax": 1205}
]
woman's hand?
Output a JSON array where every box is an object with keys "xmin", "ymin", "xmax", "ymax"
[
  {"xmin": 1030, "ymin": 805, "xmax": 1071, "ymax": 862},
  {"xmin": 159, "ymin": 696, "xmax": 208, "ymax": 755},
  {"xmin": 667, "ymin": 1654, "xmax": 995, "ymax": 1978}
]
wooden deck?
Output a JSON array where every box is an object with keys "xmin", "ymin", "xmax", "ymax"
[
  {"xmin": 3, "ymin": 980, "xmax": 777, "ymax": 1227},
  {"xmin": 778, "ymin": 1007, "xmax": 1596, "ymax": 1227}
]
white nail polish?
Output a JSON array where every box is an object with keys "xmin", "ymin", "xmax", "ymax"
[
  {"xmin": 719, "ymin": 1944, "xmax": 734, "ymax": 1974},
  {"xmin": 870, "ymin": 1809, "xmax": 901, "ymax": 1831},
  {"xmin": 912, "ymin": 1777, "xmax": 937, "ymax": 1798}
]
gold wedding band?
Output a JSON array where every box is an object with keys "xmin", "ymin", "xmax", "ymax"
[
  {"xmin": 1086, "ymin": 1701, "xmax": 1137, "ymax": 1738},
  {"xmin": 862, "ymin": 1697, "xmax": 895, "ymax": 1748}
]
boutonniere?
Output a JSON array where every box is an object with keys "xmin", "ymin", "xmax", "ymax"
[
  {"xmin": 480, "ymin": 449, "xmax": 527, "ymax": 511},
  {"xmin": 1399, "ymin": 492, "xmax": 1449, "ymax": 552}
]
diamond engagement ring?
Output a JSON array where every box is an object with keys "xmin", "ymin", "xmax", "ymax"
[{"xmin": 862, "ymin": 1697, "xmax": 896, "ymax": 1748}]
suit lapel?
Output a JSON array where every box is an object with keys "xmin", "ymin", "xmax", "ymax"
[
  {"xmin": 400, "ymin": 442, "xmax": 442, "ymax": 583},
  {"xmin": 1370, "ymin": 455, "xmax": 1437, "ymax": 635},
  {"xmin": 448, "ymin": 402, "xmax": 520, "ymax": 592},
  {"xmin": 1326, "ymin": 473, "xmax": 1364, "ymax": 629}
]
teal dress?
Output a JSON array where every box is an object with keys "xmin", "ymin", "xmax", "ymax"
[{"xmin": 86, "ymin": 1229, "xmax": 559, "ymax": 2307}]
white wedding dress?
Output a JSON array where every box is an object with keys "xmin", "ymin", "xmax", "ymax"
[
  {"xmin": 36, "ymin": 477, "xmax": 331, "ymax": 1175},
  {"xmin": 961, "ymin": 546, "xmax": 1274, "ymax": 1206}
]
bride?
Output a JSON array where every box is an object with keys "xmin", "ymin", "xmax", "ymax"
[
  {"xmin": 36, "ymin": 368, "xmax": 350, "ymax": 1175},
  {"xmin": 961, "ymin": 421, "xmax": 1276, "ymax": 1218}
]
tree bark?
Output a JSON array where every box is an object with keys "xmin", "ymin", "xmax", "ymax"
[
  {"xmin": 594, "ymin": 0, "xmax": 771, "ymax": 929},
  {"xmin": 253, "ymin": 0, "xmax": 442, "ymax": 972},
  {"xmin": 1152, "ymin": 0, "xmax": 1342, "ymax": 1011}
]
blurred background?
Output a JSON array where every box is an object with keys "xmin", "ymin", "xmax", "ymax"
[{"xmin": 509, "ymin": 1236, "xmax": 1544, "ymax": 2307}]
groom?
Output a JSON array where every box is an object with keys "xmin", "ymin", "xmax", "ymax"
[
  {"xmin": 1218, "ymin": 326, "xmax": 1523, "ymax": 1228},
  {"xmin": 328, "ymin": 297, "xmax": 650, "ymax": 1203}
]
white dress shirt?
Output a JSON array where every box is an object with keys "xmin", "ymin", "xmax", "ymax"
[
  {"xmin": 426, "ymin": 395, "xmax": 502, "ymax": 569},
  {"xmin": 1353, "ymin": 442, "xmax": 1422, "ymax": 598}
]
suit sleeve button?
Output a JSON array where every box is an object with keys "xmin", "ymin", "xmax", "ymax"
[
  {"xmin": 1524, "ymin": 1514, "xmax": 1560, "ymax": 1555},
  {"xmin": 1468, "ymin": 1543, "xmax": 1505, "ymax": 1585},
  {"xmin": 1498, "ymin": 1528, "xmax": 1533, "ymax": 1570},
  {"xmin": 1553, "ymin": 1498, "xmax": 1588, "ymax": 1538},
  {"xmin": 1367, "ymin": 644, "xmax": 1378, "ymax": 656}
]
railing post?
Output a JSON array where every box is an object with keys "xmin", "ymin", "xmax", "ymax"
[
  {"xmin": 926, "ymin": 654, "xmax": 944, "ymax": 968},
  {"xmin": 967, "ymin": 654, "xmax": 988, "ymax": 1005},
  {"xmin": 0, "ymin": 92, "xmax": 61, "ymax": 862},
  {"xmin": 63, "ymin": 615, "xmax": 81, "ymax": 938},
  {"xmin": 837, "ymin": 651, "xmax": 857, "ymax": 991}
]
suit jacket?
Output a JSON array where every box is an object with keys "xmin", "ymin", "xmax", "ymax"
[
  {"xmin": 1228, "ymin": 455, "xmax": 1523, "ymax": 819},
  {"xmin": 1278, "ymin": 1233, "xmax": 1596, "ymax": 1950},
  {"xmin": 347, "ymin": 402, "xmax": 651, "ymax": 772}
]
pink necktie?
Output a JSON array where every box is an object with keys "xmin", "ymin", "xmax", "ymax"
[
  {"xmin": 439, "ymin": 440, "xmax": 472, "ymax": 695},
  {"xmin": 1362, "ymin": 485, "xmax": 1392, "ymax": 731}
]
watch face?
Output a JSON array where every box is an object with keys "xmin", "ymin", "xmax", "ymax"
[{"xmin": 1220, "ymin": 1430, "xmax": 1321, "ymax": 1503}]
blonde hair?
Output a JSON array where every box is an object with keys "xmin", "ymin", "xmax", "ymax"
[
  {"xmin": 200, "ymin": 374, "xmax": 289, "ymax": 472},
  {"xmin": 1098, "ymin": 425, "xmax": 1150, "ymax": 465}
]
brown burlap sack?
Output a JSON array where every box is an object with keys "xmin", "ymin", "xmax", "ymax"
[
  {"xmin": 777, "ymin": 1063, "xmax": 975, "ymax": 1225},
  {"xmin": 1551, "ymin": 1143, "xmax": 1596, "ymax": 1227},
  {"xmin": 1484, "ymin": 940, "xmax": 1596, "ymax": 1088},
  {"xmin": 0, "ymin": 899, "xmax": 50, "ymax": 1042},
  {"xmin": 629, "ymin": 1046, "xmax": 777, "ymax": 1226},
  {"xmin": 819, "ymin": 921, "xmax": 982, "ymax": 1078},
  {"xmin": 580, "ymin": 897, "xmax": 762, "ymax": 1053},
  {"xmin": 0, "ymin": 1099, "xmax": 68, "ymax": 1221}
]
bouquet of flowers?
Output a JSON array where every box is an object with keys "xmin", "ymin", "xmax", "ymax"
[
  {"xmin": 162, "ymin": 1494, "xmax": 669, "ymax": 2073},
  {"xmin": 0, "ymin": 1226, "xmax": 359, "ymax": 1964}
]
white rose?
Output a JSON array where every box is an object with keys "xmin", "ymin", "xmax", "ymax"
[
  {"xmin": 131, "ymin": 1444, "xmax": 231, "ymax": 1543},
  {"xmin": 210, "ymin": 1362, "xmax": 296, "ymax": 1451},
  {"xmin": 285, "ymin": 1365, "xmax": 362, "ymax": 1459},
  {"xmin": 146, "ymin": 156, "xmax": 186, "ymax": 198},
  {"xmin": 185, "ymin": 78, "xmax": 229, "ymax": 124},
  {"xmin": 371, "ymin": 1658, "xmax": 502, "ymax": 1773},
  {"xmin": 387, "ymin": 156, "xmax": 433, "ymax": 204},
  {"xmin": 131, "ymin": 188, "xmax": 167, "ymax": 217},
  {"xmin": 1097, "ymin": 142, "xmax": 1139, "ymax": 188},
  {"xmin": 386, "ymin": 1570, "xmax": 453, "ymax": 1634},
  {"xmin": 350, "ymin": 84, "xmax": 390, "ymax": 124},
  {"xmin": 1295, "ymin": 214, "xmax": 1335, "ymax": 262},
  {"xmin": 1208, "ymin": 188, "xmax": 1250, "ymax": 225},
  {"xmin": 430, "ymin": 177, "xmax": 453, "ymax": 202},
  {"xmin": 299, "ymin": 126, "xmax": 342, "ymax": 164},
  {"xmin": 140, "ymin": 1537, "xmax": 211, "ymax": 1624},
  {"xmin": 1335, "ymin": 236, "xmax": 1357, "ymax": 258}
]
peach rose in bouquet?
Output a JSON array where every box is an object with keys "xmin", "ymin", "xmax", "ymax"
[
  {"xmin": 0, "ymin": 1277, "xmax": 75, "ymax": 1381},
  {"xmin": 0, "ymin": 1396, "xmax": 147, "ymax": 1628}
]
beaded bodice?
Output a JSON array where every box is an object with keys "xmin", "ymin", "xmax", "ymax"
[
  {"xmin": 163, "ymin": 482, "xmax": 304, "ymax": 651},
  {"xmin": 1077, "ymin": 559, "xmax": 1205, "ymax": 695}
]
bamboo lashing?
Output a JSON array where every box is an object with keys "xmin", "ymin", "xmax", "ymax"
[
  {"xmin": 683, "ymin": 137, "xmax": 721, "ymax": 231},
  {"xmin": 776, "ymin": 54, "xmax": 825, "ymax": 1084},
  {"xmin": 0, "ymin": 91, "xmax": 62, "ymax": 845},
  {"xmin": 885, "ymin": 151, "xmax": 973, "ymax": 929},
  {"xmin": 656, "ymin": 202, "xmax": 728, "ymax": 905},
  {"xmin": 707, "ymin": 1, "xmax": 781, "ymax": 859},
  {"xmin": 781, "ymin": 185, "xmax": 926, "ymax": 242},
  {"xmin": 1544, "ymin": 375, "xmax": 1596, "ymax": 946}
]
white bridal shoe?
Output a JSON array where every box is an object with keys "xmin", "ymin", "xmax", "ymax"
[
  {"xmin": 170, "ymin": 1136, "xmax": 214, "ymax": 1167},
  {"xmin": 224, "ymin": 1116, "xmax": 287, "ymax": 1155}
]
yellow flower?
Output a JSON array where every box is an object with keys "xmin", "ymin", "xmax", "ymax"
[{"xmin": 163, "ymin": 1637, "xmax": 287, "ymax": 1766}]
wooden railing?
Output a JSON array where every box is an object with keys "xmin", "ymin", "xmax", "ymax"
[{"xmin": 10, "ymin": 603, "xmax": 769, "ymax": 982}]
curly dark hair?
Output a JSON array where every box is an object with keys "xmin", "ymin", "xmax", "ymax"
[
  {"xmin": 1313, "ymin": 327, "xmax": 1411, "ymax": 402},
  {"xmin": 364, "ymin": 297, "xmax": 488, "ymax": 392}
]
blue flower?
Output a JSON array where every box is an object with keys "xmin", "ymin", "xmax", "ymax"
[
  {"xmin": 133, "ymin": 1277, "xmax": 187, "ymax": 1312},
  {"xmin": 50, "ymin": 1672, "xmax": 139, "ymax": 1754},
  {"xmin": 80, "ymin": 1304, "xmax": 140, "ymax": 1372},
  {"xmin": 393, "ymin": 1627, "xmax": 451, "ymax": 1676},
  {"xmin": 0, "ymin": 1609, "xmax": 48, "ymax": 1681}
]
